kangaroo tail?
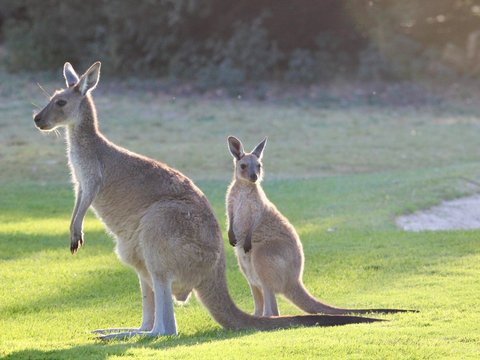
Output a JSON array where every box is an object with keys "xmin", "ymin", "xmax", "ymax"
[
  {"xmin": 194, "ymin": 259, "xmax": 383, "ymax": 331},
  {"xmin": 284, "ymin": 281, "xmax": 414, "ymax": 315}
]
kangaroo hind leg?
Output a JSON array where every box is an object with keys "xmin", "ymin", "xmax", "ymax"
[
  {"xmin": 250, "ymin": 284, "xmax": 264, "ymax": 316},
  {"xmin": 98, "ymin": 273, "xmax": 177, "ymax": 340},
  {"xmin": 95, "ymin": 270, "xmax": 155, "ymax": 338},
  {"xmin": 152, "ymin": 276, "xmax": 177, "ymax": 335},
  {"xmin": 97, "ymin": 275, "xmax": 155, "ymax": 340},
  {"xmin": 261, "ymin": 285, "xmax": 279, "ymax": 317}
]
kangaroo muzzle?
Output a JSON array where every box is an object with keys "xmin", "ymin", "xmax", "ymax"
[
  {"xmin": 33, "ymin": 113, "xmax": 46, "ymax": 129},
  {"xmin": 33, "ymin": 108, "xmax": 52, "ymax": 130}
]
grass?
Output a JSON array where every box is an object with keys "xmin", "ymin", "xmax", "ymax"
[{"xmin": 1, "ymin": 72, "xmax": 480, "ymax": 358}]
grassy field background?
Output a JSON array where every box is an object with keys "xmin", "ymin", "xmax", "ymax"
[{"xmin": 1, "ymin": 72, "xmax": 480, "ymax": 359}]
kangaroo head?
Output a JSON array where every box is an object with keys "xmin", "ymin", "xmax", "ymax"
[
  {"xmin": 33, "ymin": 61, "xmax": 101, "ymax": 131},
  {"xmin": 228, "ymin": 136, "xmax": 267, "ymax": 184}
]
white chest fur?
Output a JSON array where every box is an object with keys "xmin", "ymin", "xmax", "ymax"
[
  {"xmin": 68, "ymin": 146, "xmax": 82, "ymax": 184},
  {"xmin": 67, "ymin": 135, "xmax": 102, "ymax": 187},
  {"xmin": 230, "ymin": 188, "xmax": 264, "ymax": 237},
  {"xmin": 230, "ymin": 185, "xmax": 266, "ymax": 287}
]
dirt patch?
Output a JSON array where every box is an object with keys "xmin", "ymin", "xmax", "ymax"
[{"xmin": 396, "ymin": 194, "xmax": 480, "ymax": 231}]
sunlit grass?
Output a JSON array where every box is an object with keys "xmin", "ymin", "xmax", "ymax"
[
  {"xmin": 1, "ymin": 74, "xmax": 480, "ymax": 358},
  {"xmin": 0, "ymin": 218, "xmax": 104, "ymax": 235},
  {"xmin": 1, "ymin": 172, "xmax": 480, "ymax": 359}
]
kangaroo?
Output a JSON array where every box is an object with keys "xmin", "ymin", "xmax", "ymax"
[
  {"xmin": 226, "ymin": 136, "xmax": 412, "ymax": 317},
  {"xmin": 33, "ymin": 62, "xmax": 383, "ymax": 340}
]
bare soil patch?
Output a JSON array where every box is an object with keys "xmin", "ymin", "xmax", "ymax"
[{"xmin": 396, "ymin": 194, "xmax": 480, "ymax": 231}]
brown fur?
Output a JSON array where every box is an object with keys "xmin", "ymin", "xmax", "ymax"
[
  {"xmin": 226, "ymin": 136, "xmax": 412, "ymax": 317},
  {"xmin": 32, "ymin": 62, "xmax": 383, "ymax": 340}
]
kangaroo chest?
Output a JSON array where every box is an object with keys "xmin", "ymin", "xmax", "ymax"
[
  {"xmin": 68, "ymin": 148, "xmax": 142, "ymax": 245},
  {"xmin": 230, "ymin": 192, "xmax": 263, "ymax": 238},
  {"xmin": 230, "ymin": 187, "xmax": 264, "ymax": 287},
  {"xmin": 67, "ymin": 139, "xmax": 102, "ymax": 186}
]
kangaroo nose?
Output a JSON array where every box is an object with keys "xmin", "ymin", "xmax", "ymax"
[
  {"xmin": 34, "ymin": 114, "xmax": 41, "ymax": 123},
  {"xmin": 250, "ymin": 173, "xmax": 258, "ymax": 182}
]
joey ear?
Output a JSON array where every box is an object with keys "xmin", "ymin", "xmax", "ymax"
[
  {"xmin": 251, "ymin": 137, "xmax": 267, "ymax": 159},
  {"xmin": 63, "ymin": 62, "xmax": 79, "ymax": 88},
  {"xmin": 76, "ymin": 61, "xmax": 101, "ymax": 95},
  {"xmin": 227, "ymin": 136, "xmax": 245, "ymax": 160}
]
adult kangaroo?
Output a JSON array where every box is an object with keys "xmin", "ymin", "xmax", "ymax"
[
  {"xmin": 226, "ymin": 136, "xmax": 412, "ymax": 317},
  {"xmin": 33, "ymin": 62, "xmax": 382, "ymax": 340}
]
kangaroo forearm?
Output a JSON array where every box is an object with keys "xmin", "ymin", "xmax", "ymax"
[
  {"xmin": 70, "ymin": 195, "xmax": 86, "ymax": 254},
  {"xmin": 229, "ymin": 219, "xmax": 254, "ymax": 253},
  {"xmin": 70, "ymin": 187, "xmax": 83, "ymax": 230},
  {"xmin": 243, "ymin": 228, "xmax": 252, "ymax": 253},
  {"xmin": 70, "ymin": 179, "xmax": 101, "ymax": 253},
  {"xmin": 227, "ymin": 211, "xmax": 237, "ymax": 246},
  {"xmin": 71, "ymin": 185, "xmax": 98, "ymax": 231},
  {"xmin": 232, "ymin": 227, "xmax": 253, "ymax": 253},
  {"xmin": 228, "ymin": 226, "xmax": 237, "ymax": 246}
]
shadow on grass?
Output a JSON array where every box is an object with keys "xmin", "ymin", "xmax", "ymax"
[
  {"xmin": 4, "ymin": 224, "xmax": 479, "ymax": 317},
  {"xmin": 3, "ymin": 178, "xmax": 480, "ymax": 360},
  {"xmin": 1, "ymin": 265, "xmax": 138, "ymax": 316},
  {"xmin": 4, "ymin": 328, "xmax": 257, "ymax": 360},
  {"xmin": 0, "ymin": 229, "xmax": 113, "ymax": 261},
  {"xmin": 4, "ymin": 230, "xmax": 479, "ymax": 359}
]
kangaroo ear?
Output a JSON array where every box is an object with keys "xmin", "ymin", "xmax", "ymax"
[
  {"xmin": 252, "ymin": 137, "xmax": 267, "ymax": 159},
  {"xmin": 63, "ymin": 62, "xmax": 79, "ymax": 88},
  {"xmin": 76, "ymin": 61, "xmax": 101, "ymax": 95},
  {"xmin": 227, "ymin": 136, "xmax": 245, "ymax": 160}
]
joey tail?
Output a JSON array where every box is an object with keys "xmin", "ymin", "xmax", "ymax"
[
  {"xmin": 284, "ymin": 282, "xmax": 416, "ymax": 315},
  {"xmin": 194, "ymin": 258, "xmax": 384, "ymax": 331}
]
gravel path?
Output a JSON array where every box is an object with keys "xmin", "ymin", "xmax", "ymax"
[{"xmin": 396, "ymin": 194, "xmax": 480, "ymax": 231}]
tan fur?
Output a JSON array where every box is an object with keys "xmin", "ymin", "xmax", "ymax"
[
  {"xmin": 226, "ymin": 136, "xmax": 412, "ymax": 317},
  {"xmin": 32, "ymin": 62, "xmax": 383, "ymax": 340}
]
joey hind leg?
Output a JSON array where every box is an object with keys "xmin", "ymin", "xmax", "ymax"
[
  {"xmin": 250, "ymin": 285, "xmax": 264, "ymax": 317},
  {"xmin": 262, "ymin": 286, "xmax": 279, "ymax": 317}
]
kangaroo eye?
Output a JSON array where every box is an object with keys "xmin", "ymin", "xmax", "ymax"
[
  {"xmin": 240, "ymin": 164, "xmax": 247, "ymax": 170},
  {"xmin": 56, "ymin": 99, "xmax": 67, "ymax": 107}
]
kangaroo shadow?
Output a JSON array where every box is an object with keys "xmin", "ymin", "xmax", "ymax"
[
  {"xmin": 4, "ymin": 328, "xmax": 257, "ymax": 360},
  {"xmin": 0, "ymin": 228, "xmax": 113, "ymax": 261}
]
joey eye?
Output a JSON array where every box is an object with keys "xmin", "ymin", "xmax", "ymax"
[
  {"xmin": 240, "ymin": 164, "xmax": 247, "ymax": 170},
  {"xmin": 56, "ymin": 99, "xmax": 67, "ymax": 107}
]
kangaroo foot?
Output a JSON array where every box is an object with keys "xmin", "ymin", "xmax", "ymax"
[
  {"xmin": 92, "ymin": 325, "xmax": 152, "ymax": 335},
  {"xmin": 97, "ymin": 329, "xmax": 177, "ymax": 340}
]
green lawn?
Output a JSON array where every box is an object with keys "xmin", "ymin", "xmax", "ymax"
[{"xmin": 1, "ymin": 74, "xmax": 480, "ymax": 358}]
